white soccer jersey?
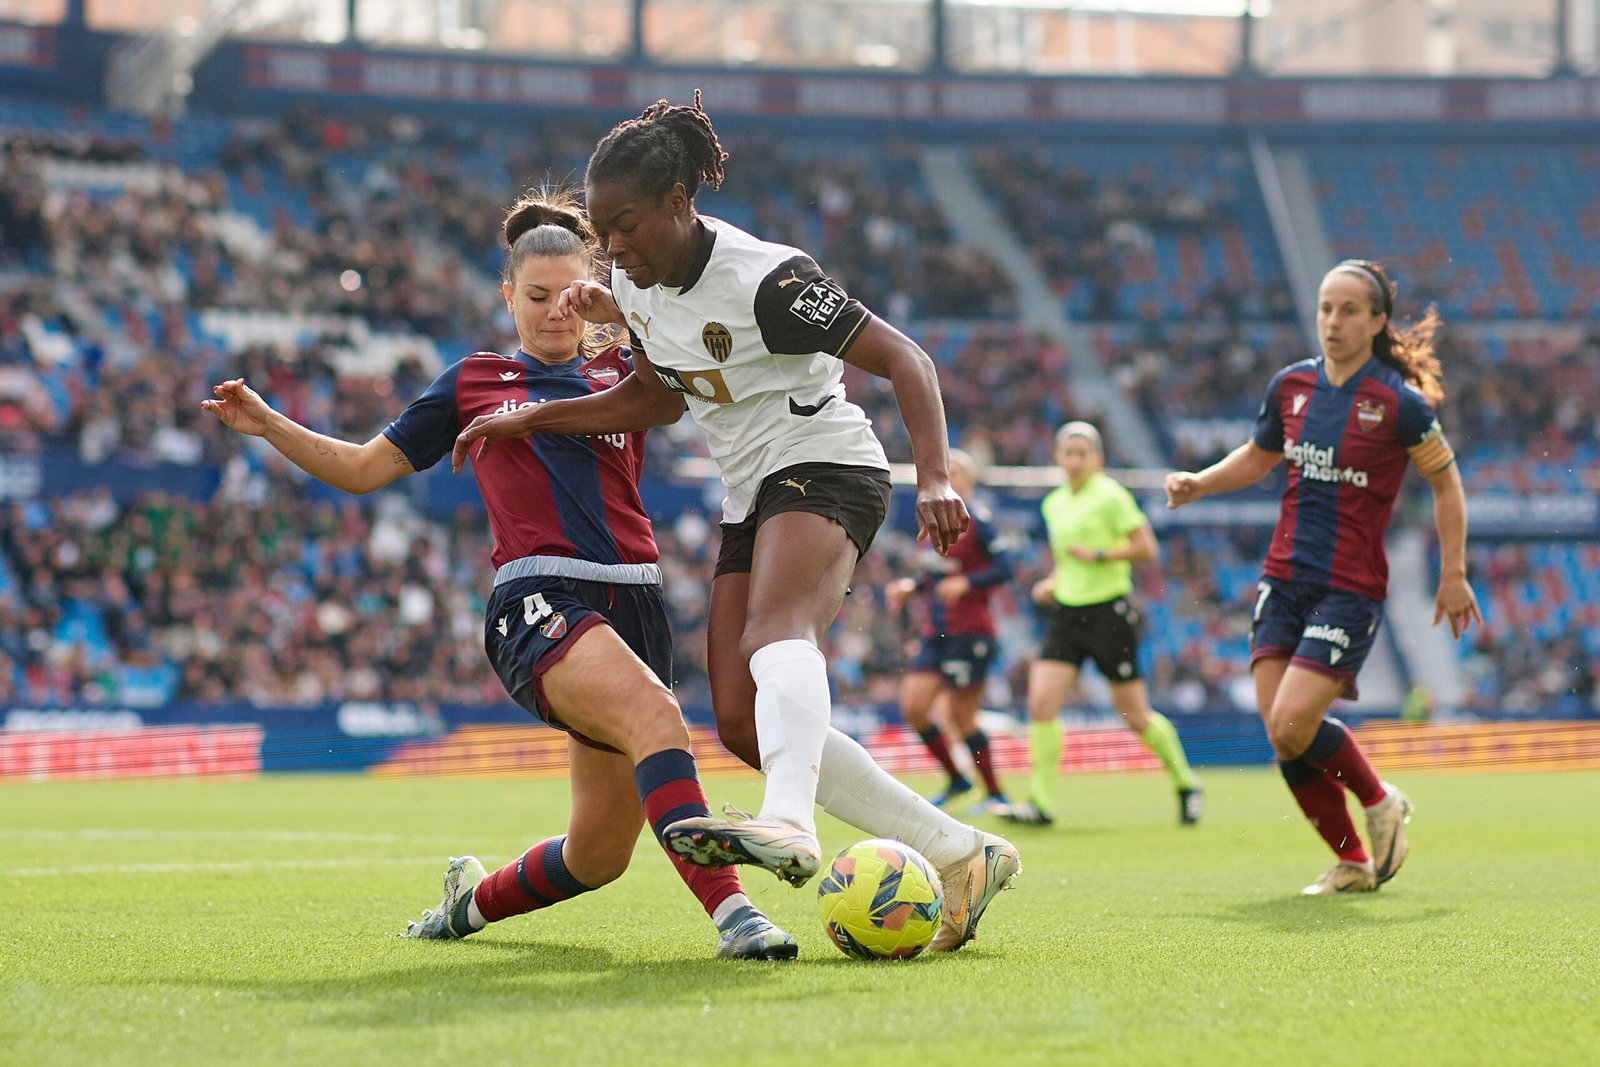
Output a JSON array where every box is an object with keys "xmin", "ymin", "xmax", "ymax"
[{"xmin": 611, "ymin": 217, "xmax": 889, "ymax": 523}]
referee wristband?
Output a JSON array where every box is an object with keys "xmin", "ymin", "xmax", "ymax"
[{"xmin": 1095, "ymin": 549, "xmax": 1107, "ymax": 562}]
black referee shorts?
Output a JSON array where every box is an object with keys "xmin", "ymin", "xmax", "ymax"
[
  {"xmin": 1039, "ymin": 595, "xmax": 1144, "ymax": 683},
  {"xmin": 715, "ymin": 462, "xmax": 893, "ymax": 577}
]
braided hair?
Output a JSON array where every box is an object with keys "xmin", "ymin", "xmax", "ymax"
[
  {"xmin": 585, "ymin": 89, "xmax": 727, "ymax": 202},
  {"xmin": 1330, "ymin": 259, "xmax": 1445, "ymax": 407}
]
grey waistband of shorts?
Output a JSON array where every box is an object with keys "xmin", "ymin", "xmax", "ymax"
[{"xmin": 493, "ymin": 555, "xmax": 662, "ymax": 588}]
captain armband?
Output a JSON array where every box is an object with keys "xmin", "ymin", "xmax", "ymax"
[{"xmin": 1407, "ymin": 428, "xmax": 1456, "ymax": 474}]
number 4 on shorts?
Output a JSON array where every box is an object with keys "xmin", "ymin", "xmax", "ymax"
[{"xmin": 523, "ymin": 592, "xmax": 553, "ymax": 625}]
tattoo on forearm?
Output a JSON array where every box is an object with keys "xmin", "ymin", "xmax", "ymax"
[{"xmin": 314, "ymin": 439, "xmax": 337, "ymax": 456}]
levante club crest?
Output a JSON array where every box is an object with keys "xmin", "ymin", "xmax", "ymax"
[{"xmin": 1356, "ymin": 399, "xmax": 1386, "ymax": 432}]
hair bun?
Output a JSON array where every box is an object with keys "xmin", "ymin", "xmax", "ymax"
[{"xmin": 503, "ymin": 189, "xmax": 595, "ymax": 248}]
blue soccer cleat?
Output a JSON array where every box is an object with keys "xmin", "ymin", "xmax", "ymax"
[
  {"xmin": 716, "ymin": 910, "xmax": 800, "ymax": 960},
  {"xmin": 931, "ymin": 775, "xmax": 974, "ymax": 809}
]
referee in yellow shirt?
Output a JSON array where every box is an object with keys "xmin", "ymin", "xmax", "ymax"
[{"xmin": 1008, "ymin": 421, "xmax": 1202, "ymax": 826}]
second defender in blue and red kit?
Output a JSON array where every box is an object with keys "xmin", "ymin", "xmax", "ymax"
[
  {"xmin": 1166, "ymin": 259, "xmax": 1481, "ymax": 896},
  {"xmin": 1248, "ymin": 325, "xmax": 1453, "ymax": 692},
  {"xmin": 886, "ymin": 450, "xmax": 1012, "ymax": 812}
]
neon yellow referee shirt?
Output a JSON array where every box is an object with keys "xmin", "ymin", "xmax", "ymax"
[{"xmin": 1040, "ymin": 472, "xmax": 1147, "ymax": 607}]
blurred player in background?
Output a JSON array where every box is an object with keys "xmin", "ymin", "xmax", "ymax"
[
  {"xmin": 203, "ymin": 192, "xmax": 798, "ymax": 959},
  {"xmin": 1166, "ymin": 260, "xmax": 1481, "ymax": 894},
  {"xmin": 453, "ymin": 94, "xmax": 1020, "ymax": 952},
  {"xmin": 1010, "ymin": 421, "xmax": 1202, "ymax": 827},
  {"xmin": 885, "ymin": 449, "xmax": 1012, "ymax": 813}
]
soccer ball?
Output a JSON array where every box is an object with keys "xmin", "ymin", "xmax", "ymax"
[{"xmin": 816, "ymin": 838, "xmax": 943, "ymax": 960}]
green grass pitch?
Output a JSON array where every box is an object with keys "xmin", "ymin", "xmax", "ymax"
[{"xmin": 4, "ymin": 768, "xmax": 1597, "ymax": 1065}]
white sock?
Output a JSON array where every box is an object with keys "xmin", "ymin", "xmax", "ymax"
[
  {"xmin": 465, "ymin": 896, "xmax": 488, "ymax": 931},
  {"xmin": 711, "ymin": 891, "xmax": 752, "ymax": 930},
  {"xmin": 749, "ymin": 639, "xmax": 831, "ymax": 835},
  {"xmin": 815, "ymin": 728, "xmax": 982, "ymax": 869}
]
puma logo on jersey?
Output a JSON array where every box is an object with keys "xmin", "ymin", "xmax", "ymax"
[
  {"xmin": 629, "ymin": 312, "xmax": 651, "ymax": 339},
  {"xmin": 776, "ymin": 270, "xmax": 805, "ymax": 288},
  {"xmin": 1292, "ymin": 394, "xmax": 1307, "ymax": 416},
  {"xmin": 499, "ymin": 370, "xmax": 521, "ymax": 381},
  {"xmin": 781, "ymin": 478, "xmax": 811, "ymax": 495}
]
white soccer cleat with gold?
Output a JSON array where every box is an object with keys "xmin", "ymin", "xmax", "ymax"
[
  {"xmin": 1301, "ymin": 859, "xmax": 1377, "ymax": 895},
  {"xmin": 663, "ymin": 809, "xmax": 821, "ymax": 888},
  {"xmin": 929, "ymin": 832, "xmax": 1022, "ymax": 952},
  {"xmin": 1365, "ymin": 782, "xmax": 1413, "ymax": 884}
]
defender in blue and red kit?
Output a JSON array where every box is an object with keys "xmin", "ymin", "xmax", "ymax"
[
  {"xmin": 1166, "ymin": 259, "xmax": 1481, "ymax": 896},
  {"xmin": 887, "ymin": 451, "xmax": 1013, "ymax": 813},
  {"xmin": 386, "ymin": 343, "xmax": 667, "ymax": 722}
]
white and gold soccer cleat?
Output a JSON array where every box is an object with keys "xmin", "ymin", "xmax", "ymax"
[
  {"xmin": 1365, "ymin": 782, "xmax": 1413, "ymax": 884},
  {"xmin": 663, "ymin": 808, "xmax": 821, "ymax": 888},
  {"xmin": 929, "ymin": 832, "xmax": 1022, "ymax": 952},
  {"xmin": 1301, "ymin": 859, "xmax": 1377, "ymax": 895}
]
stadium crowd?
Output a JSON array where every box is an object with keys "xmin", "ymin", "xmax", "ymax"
[
  {"xmin": 0, "ymin": 479, "xmax": 953, "ymax": 711},
  {"xmin": 0, "ymin": 104, "xmax": 1594, "ymax": 717}
]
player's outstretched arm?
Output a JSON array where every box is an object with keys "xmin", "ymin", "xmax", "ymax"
[
  {"xmin": 450, "ymin": 353, "xmax": 686, "ymax": 473},
  {"xmin": 1165, "ymin": 442, "xmax": 1281, "ymax": 509},
  {"xmin": 842, "ymin": 318, "xmax": 969, "ymax": 554},
  {"xmin": 1421, "ymin": 459, "xmax": 1483, "ymax": 638},
  {"xmin": 202, "ymin": 378, "xmax": 414, "ymax": 495}
]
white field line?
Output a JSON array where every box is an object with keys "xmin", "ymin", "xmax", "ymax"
[
  {"xmin": 0, "ymin": 829, "xmax": 415, "ymax": 843},
  {"xmin": 4, "ymin": 856, "xmax": 448, "ymax": 877}
]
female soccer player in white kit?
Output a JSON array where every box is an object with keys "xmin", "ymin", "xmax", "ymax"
[{"xmin": 454, "ymin": 95, "xmax": 1019, "ymax": 951}]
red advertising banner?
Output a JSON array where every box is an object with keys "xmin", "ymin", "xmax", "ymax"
[
  {"xmin": 0, "ymin": 725, "xmax": 264, "ymax": 780},
  {"xmin": 1354, "ymin": 720, "xmax": 1600, "ymax": 772}
]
